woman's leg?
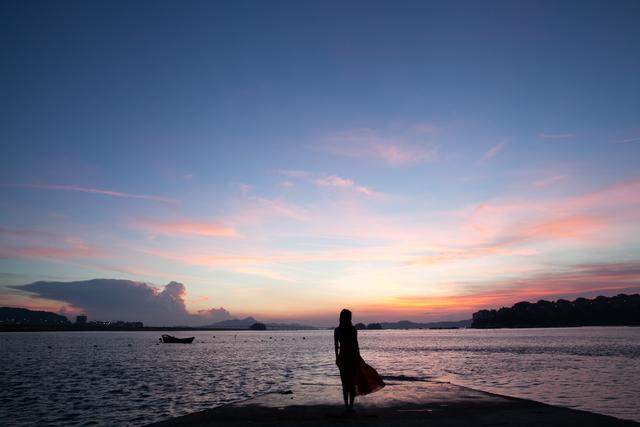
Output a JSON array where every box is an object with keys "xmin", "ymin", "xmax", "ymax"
[
  {"xmin": 339, "ymin": 369, "xmax": 349, "ymax": 408},
  {"xmin": 342, "ymin": 385, "xmax": 349, "ymax": 408},
  {"xmin": 348, "ymin": 384, "xmax": 355, "ymax": 409},
  {"xmin": 347, "ymin": 368, "xmax": 356, "ymax": 409}
]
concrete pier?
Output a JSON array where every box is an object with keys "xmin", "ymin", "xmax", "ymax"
[{"xmin": 149, "ymin": 380, "xmax": 636, "ymax": 426}]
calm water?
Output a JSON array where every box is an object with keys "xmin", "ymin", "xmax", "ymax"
[{"xmin": 1, "ymin": 327, "xmax": 639, "ymax": 425}]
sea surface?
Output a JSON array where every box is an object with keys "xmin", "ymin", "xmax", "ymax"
[{"xmin": 1, "ymin": 327, "xmax": 639, "ymax": 425}]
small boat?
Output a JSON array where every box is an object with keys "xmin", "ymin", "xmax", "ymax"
[{"xmin": 160, "ymin": 334, "xmax": 194, "ymax": 344}]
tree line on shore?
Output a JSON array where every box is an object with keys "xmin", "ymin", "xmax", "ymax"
[
  {"xmin": 0, "ymin": 307, "xmax": 70, "ymax": 326},
  {"xmin": 471, "ymin": 294, "xmax": 640, "ymax": 328}
]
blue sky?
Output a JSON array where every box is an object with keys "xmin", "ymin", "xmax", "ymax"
[{"xmin": 1, "ymin": 1, "xmax": 639, "ymax": 325}]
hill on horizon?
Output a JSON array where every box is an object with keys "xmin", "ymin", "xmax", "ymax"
[
  {"xmin": 200, "ymin": 316, "xmax": 258, "ymax": 329},
  {"xmin": 0, "ymin": 307, "xmax": 70, "ymax": 325},
  {"xmin": 200, "ymin": 317, "xmax": 317, "ymax": 330}
]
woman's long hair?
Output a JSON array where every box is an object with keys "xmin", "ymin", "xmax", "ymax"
[{"xmin": 339, "ymin": 308, "xmax": 352, "ymax": 329}]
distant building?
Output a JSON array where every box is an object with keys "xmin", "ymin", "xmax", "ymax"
[
  {"xmin": 76, "ymin": 315, "xmax": 87, "ymax": 325},
  {"xmin": 87, "ymin": 321, "xmax": 110, "ymax": 326},
  {"xmin": 112, "ymin": 321, "xmax": 143, "ymax": 328},
  {"xmin": 85, "ymin": 320, "xmax": 143, "ymax": 328}
]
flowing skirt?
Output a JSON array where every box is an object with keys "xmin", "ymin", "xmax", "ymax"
[{"xmin": 354, "ymin": 356, "xmax": 385, "ymax": 396}]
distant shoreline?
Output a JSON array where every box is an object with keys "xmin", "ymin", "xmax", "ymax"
[
  {"xmin": 1, "ymin": 324, "xmax": 637, "ymax": 333},
  {"xmin": 0, "ymin": 325, "xmax": 257, "ymax": 333}
]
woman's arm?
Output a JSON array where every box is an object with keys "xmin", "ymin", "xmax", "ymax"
[{"xmin": 334, "ymin": 328, "xmax": 340, "ymax": 361}]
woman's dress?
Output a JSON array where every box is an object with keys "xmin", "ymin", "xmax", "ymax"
[
  {"xmin": 335, "ymin": 326, "xmax": 385, "ymax": 396},
  {"xmin": 354, "ymin": 355, "xmax": 385, "ymax": 395}
]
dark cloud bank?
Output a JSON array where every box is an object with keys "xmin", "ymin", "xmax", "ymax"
[{"xmin": 12, "ymin": 279, "xmax": 232, "ymax": 326}]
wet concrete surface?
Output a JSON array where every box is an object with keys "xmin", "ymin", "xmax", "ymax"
[{"xmin": 149, "ymin": 380, "xmax": 637, "ymax": 426}]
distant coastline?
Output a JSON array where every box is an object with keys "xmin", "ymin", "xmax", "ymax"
[
  {"xmin": 0, "ymin": 307, "xmax": 317, "ymax": 332},
  {"xmin": 0, "ymin": 324, "xmax": 257, "ymax": 333},
  {"xmin": 355, "ymin": 319, "xmax": 472, "ymax": 330},
  {"xmin": 0, "ymin": 306, "xmax": 476, "ymax": 332},
  {"xmin": 4, "ymin": 294, "xmax": 640, "ymax": 333}
]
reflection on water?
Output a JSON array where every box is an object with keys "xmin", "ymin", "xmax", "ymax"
[{"xmin": 1, "ymin": 327, "xmax": 638, "ymax": 425}]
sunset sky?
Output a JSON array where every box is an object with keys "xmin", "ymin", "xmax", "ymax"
[{"xmin": 1, "ymin": 1, "xmax": 639, "ymax": 326}]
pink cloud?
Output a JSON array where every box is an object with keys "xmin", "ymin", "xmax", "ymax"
[
  {"xmin": 0, "ymin": 243, "xmax": 103, "ymax": 260},
  {"xmin": 139, "ymin": 243, "xmax": 414, "ymax": 271},
  {"xmin": 468, "ymin": 177, "xmax": 640, "ymax": 229},
  {"xmin": 476, "ymin": 141, "xmax": 506, "ymax": 165},
  {"xmin": 231, "ymin": 196, "xmax": 310, "ymax": 225},
  {"xmin": 315, "ymin": 175, "xmax": 353, "ymax": 187},
  {"xmin": 414, "ymin": 177, "xmax": 640, "ymax": 266},
  {"xmin": 0, "ymin": 227, "xmax": 106, "ymax": 262},
  {"xmin": 131, "ymin": 176, "xmax": 640, "ymax": 280},
  {"xmin": 532, "ymin": 174, "xmax": 567, "ymax": 188},
  {"xmin": 136, "ymin": 219, "xmax": 238, "ymax": 238},
  {"xmin": 276, "ymin": 170, "xmax": 376, "ymax": 196},
  {"xmin": 384, "ymin": 261, "xmax": 640, "ymax": 314},
  {"xmin": 522, "ymin": 215, "xmax": 604, "ymax": 240},
  {"xmin": 2, "ymin": 183, "xmax": 177, "ymax": 205},
  {"xmin": 63, "ymin": 261, "xmax": 168, "ymax": 279},
  {"xmin": 314, "ymin": 175, "xmax": 375, "ymax": 196},
  {"xmin": 277, "ymin": 169, "xmax": 312, "ymax": 178},
  {"xmin": 254, "ymin": 197, "xmax": 310, "ymax": 222},
  {"xmin": 321, "ymin": 128, "xmax": 438, "ymax": 166},
  {"xmin": 563, "ymin": 176, "xmax": 640, "ymax": 211}
]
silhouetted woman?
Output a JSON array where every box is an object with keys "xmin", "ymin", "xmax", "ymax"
[{"xmin": 334, "ymin": 309, "xmax": 384, "ymax": 411}]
